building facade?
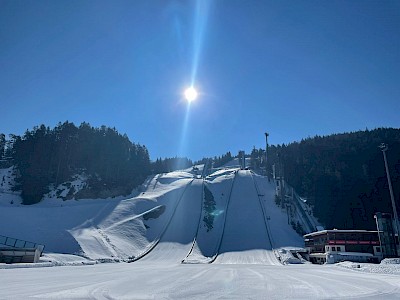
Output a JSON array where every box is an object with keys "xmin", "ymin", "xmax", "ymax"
[{"xmin": 304, "ymin": 230, "xmax": 382, "ymax": 264}]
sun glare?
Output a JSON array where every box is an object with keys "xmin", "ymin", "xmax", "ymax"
[{"xmin": 184, "ymin": 87, "xmax": 198, "ymax": 102}]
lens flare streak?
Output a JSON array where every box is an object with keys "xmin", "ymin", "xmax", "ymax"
[
  {"xmin": 177, "ymin": 102, "xmax": 192, "ymax": 158},
  {"xmin": 177, "ymin": 0, "xmax": 211, "ymax": 161},
  {"xmin": 191, "ymin": 0, "xmax": 211, "ymax": 86}
]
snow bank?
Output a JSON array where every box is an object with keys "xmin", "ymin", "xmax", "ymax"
[{"xmin": 336, "ymin": 261, "xmax": 400, "ymax": 275}]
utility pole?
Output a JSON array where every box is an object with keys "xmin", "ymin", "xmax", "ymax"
[{"xmin": 380, "ymin": 143, "xmax": 400, "ymax": 256}]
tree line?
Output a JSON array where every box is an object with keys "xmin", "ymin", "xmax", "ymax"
[
  {"xmin": 152, "ymin": 157, "xmax": 192, "ymax": 174},
  {"xmin": 0, "ymin": 122, "xmax": 198, "ymax": 205},
  {"xmin": 267, "ymin": 128, "xmax": 400, "ymax": 230},
  {"xmin": 1, "ymin": 122, "xmax": 151, "ymax": 204},
  {"xmin": 0, "ymin": 121, "xmax": 197, "ymax": 204}
]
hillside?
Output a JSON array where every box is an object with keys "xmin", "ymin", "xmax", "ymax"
[
  {"xmin": 267, "ymin": 128, "xmax": 400, "ymax": 230},
  {"xmin": 0, "ymin": 167, "xmax": 302, "ymax": 263},
  {"xmin": 3, "ymin": 125, "xmax": 399, "ymax": 231}
]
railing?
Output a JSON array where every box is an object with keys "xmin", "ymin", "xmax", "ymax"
[
  {"xmin": 0, "ymin": 235, "xmax": 44, "ymax": 253},
  {"xmin": 283, "ymin": 183, "xmax": 317, "ymax": 233},
  {"xmin": 292, "ymin": 192, "xmax": 315, "ymax": 233}
]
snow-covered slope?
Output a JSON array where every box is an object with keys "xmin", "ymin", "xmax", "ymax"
[
  {"xmin": 0, "ymin": 171, "xmax": 195, "ymax": 257},
  {"xmin": 1, "ymin": 167, "xmax": 304, "ymax": 265},
  {"xmin": 253, "ymin": 174, "xmax": 304, "ymax": 249},
  {"xmin": 70, "ymin": 174, "xmax": 194, "ymax": 260},
  {"xmin": 139, "ymin": 179, "xmax": 202, "ymax": 263},
  {"xmin": 215, "ymin": 170, "xmax": 278, "ymax": 264},
  {"xmin": 183, "ymin": 169, "xmax": 238, "ymax": 263}
]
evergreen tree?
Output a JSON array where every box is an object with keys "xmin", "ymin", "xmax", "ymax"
[{"xmin": 0, "ymin": 133, "xmax": 5, "ymax": 160}]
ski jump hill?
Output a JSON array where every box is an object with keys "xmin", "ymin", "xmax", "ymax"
[{"xmin": 0, "ymin": 165, "xmax": 303, "ymax": 265}]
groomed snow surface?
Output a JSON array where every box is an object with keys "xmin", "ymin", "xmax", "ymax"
[{"xmin": 1, "ymin": 167, "xmax": 400, "ymax": 299}]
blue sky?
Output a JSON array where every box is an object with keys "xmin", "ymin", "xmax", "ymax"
[{"xmin": 1, "ymin": 1, "xmax": 399, "ymax": 161}]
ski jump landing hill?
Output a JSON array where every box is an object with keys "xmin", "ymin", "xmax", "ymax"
[{"xmin": 0, "ymin": 165, "xmax": 304, "ymax": 265}]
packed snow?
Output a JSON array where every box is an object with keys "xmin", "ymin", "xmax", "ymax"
[{"xmin": 1, "ymin": 166, "xmax": 400, "ymax": 298}]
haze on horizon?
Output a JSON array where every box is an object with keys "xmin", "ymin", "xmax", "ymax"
[{"xmin": 1, "ymin": 1, "xmax": 399, "ymax": 160}]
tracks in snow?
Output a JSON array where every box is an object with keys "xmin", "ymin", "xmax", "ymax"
[
  {"xmin": 129, "ymin": 179, "xmax": 195, "ymax": 262},
  {"xmin": 132, "ymin": 170, "xmax": 280, "ymax": 265},
  {"xmin": 182, "ymin": 170, "xmax": 238, "ymax": 264},
  {"xmin": 213, "ymin": 170, "xmax": 279, "ymax": 265}
]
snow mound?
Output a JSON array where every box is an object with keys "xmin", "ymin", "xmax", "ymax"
[
  {"xmin": 206, "ymin": 168, "xmax": 238, "ymax": 181},
  {"xmin": 381, "ymin": 258, "xmax": 400, "ymax": 264},
  {"xmin": 0, "ymin": 253, "xmax": 96, "ymax": 269},
  {"xmin": 274, "ymin": 248, "xmax": 302, "ymax": 265},
  {"xmin": 156, "ymin": 171, "xmax": 194, "ymax": 184}
]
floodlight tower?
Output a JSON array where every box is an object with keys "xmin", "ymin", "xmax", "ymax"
[
  {"xmin": 265, "ymin": 132, "xmax": 269, "ymax": 176},
  {"xmin": 379, "ymin": 143, "xmax": 400, "ymax": 256}
]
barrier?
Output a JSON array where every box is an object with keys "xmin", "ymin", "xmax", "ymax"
[{"xmin": 0, "ymin": 235, "xmax": 45, "ymax": 264}]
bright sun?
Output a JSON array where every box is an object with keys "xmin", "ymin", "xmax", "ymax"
[{"xmin": 184, "ymin": 87, "xmax": 198, "ymax": 102}]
